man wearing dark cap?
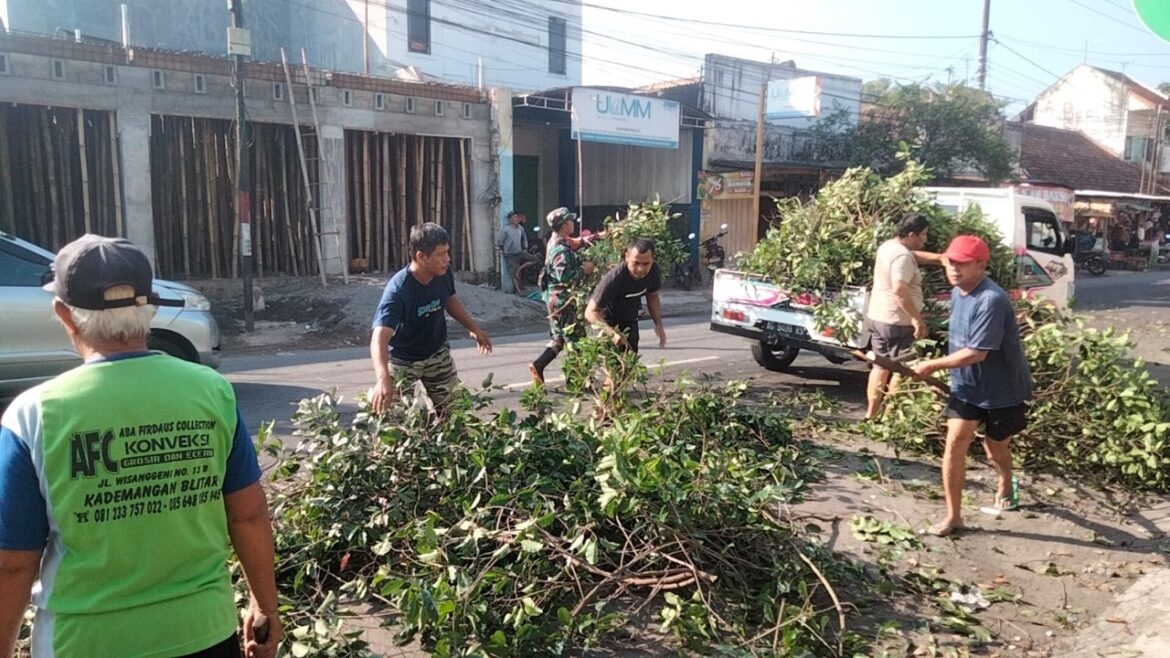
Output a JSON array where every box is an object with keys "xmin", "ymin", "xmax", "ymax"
[
  {"xmin": 913, "ymin": 235, "xmax": 1033, "ymax": 537},
  {"xmin": 0, "ymin": 235, "xmax": 281, "ymax": 657}
]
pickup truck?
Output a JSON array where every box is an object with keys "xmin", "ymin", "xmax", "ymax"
[
  {"xmin": 710, "ymin": 187, "xmax": 1075, "ymax": 372},
  {"xmin": 709, "ymin": 272, "xmax": 867, "ymax": 370}
]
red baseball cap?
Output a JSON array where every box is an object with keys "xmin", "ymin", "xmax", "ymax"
[{"xmin": 943, "ymin": 235, "xmax": 990, "ymax": 263}]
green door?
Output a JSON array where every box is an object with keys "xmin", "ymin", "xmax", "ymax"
[{"xmin": 513, "ymin": 156, "xmax": 540, "ymax": 234}]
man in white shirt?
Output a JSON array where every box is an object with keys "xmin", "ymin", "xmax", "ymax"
[{"xmin": 864, "ymin": 214, "xmax": 944, "ymax": 420}]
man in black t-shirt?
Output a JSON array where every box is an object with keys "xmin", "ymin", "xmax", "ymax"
[{"xmin": 585, "ymin": 238, "xmax": 666, "ymax": 353}]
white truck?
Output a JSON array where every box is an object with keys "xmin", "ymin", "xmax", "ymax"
[{"xmin": 710, "ymin": 187, "xmax": 1076, "ymax": 371}]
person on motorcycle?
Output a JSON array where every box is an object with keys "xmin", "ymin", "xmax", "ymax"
[{"xmin": 529, "ymin": 207, "xmax": 596, "ymax": 385}]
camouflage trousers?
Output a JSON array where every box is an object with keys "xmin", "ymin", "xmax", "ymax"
[
  {"xmin": 390, "ymin": 343, "xmax": 461, "ymax": 409},
  {"xmin": 546, "ymin": 292, "xmax": 584, "ymax": 351}
]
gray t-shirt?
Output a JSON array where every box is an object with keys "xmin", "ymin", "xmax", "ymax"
[
  {"xmin": 948, "ymin": 278, "xmax": 1032, "ymax": 409},
  {"xmin": 498, "ymin": 223, "xmax": 528, "ymax": 256}
]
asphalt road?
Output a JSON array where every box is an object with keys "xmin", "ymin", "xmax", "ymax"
[
  {"xmin": 223, "ymin": 316, "xmax": 870, "ymax": 441},
  {"xmin": 1074, "ymin": 268, "xmax": 1170, "ymax": 310}
]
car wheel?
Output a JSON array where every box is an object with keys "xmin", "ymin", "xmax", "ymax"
[
  {"xmin": 751, "ymin": 340, "xmax": 799, "ymax": 371},
  {"xmin": 148, "ymin": 333, "xmax": 195, "ymax": 362}
]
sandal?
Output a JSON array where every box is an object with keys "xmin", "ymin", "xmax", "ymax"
[{"xmin": 993, "ymin": 475, "xmax": 1020, "ymax": 512}]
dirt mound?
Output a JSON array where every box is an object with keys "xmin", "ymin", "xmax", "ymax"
[{"xmin": 193, "ymin": 274, "xmax": 547, "ymax": 353}]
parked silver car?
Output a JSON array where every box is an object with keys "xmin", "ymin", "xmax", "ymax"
[{"xmin": 0, "ymin": 231, "xmax": 221, "ymax": 400}]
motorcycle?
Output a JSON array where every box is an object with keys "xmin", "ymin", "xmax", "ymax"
[
  {"xmin": 515, "ymin": 226, "xmax": 545, "ymax": 287},
  {"xmin": 699, "ymin": 224, "xmax": 730, "ymax": 284},
  {"xmin": 1074, "ymin": 249, "xmax": 1108, "ymax": 276},
  {"xmin": 673, "ymin": 233, "xmax": 702, "ymax": 291}
]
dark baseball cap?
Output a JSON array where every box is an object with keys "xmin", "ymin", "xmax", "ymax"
[{"xmin": 44, "ymin": 234, "xmax": 173, "ymax": 309}]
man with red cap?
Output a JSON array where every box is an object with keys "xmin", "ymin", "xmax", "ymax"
[{"xmin": 912, "ymin": 235, "xmax": 1032, "ymax": 537}]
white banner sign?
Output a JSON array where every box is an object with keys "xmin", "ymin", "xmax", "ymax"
[
  {"xmin": 765, "ymin": 76, "xmax": 822, "ymax": 120},
  {"xmin": 571, "ymin": 87, "xmax": 680, "ymax": 149}
]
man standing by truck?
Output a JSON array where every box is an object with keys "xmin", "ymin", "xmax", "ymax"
[
  {"xmin": 912, "ymin": 235, "xmax": 1033, "ymax": 537},
  {"xmin": 864, "ymin": 214, "xmax": 943, "ymax": 421}
]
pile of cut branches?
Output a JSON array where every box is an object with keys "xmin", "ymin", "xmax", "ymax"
[
  {"xmin": 871, "ymin": 302, "xmax": 1170, "ymax": 491},
  {"xmin": 260, "ymin": 364, "xmax": 872, "ymax": 656}
]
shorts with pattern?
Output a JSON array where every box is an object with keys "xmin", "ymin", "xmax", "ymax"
[
  {"xmin": 546, "ymin": 292, "xmax": 584, "ymax": 348},
  {"xmin": 390, "ymin": 343, "xmax": 461, "ymax": 408}
]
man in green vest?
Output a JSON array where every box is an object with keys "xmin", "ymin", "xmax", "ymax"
[{"xmin": 0, "ymin": 235, "xmax": 281, "ymax": 658}]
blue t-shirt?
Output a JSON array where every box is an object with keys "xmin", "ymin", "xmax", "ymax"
[
  {"xmin": 372, "ymin": 266, "xmax": 456, "ymax": 362},
  {"xmin": 948, "ymin": 278, "xmax": 1033, "ymax": 409}
]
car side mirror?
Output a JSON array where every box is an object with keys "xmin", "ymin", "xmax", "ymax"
[{"xmin": 1062, "ymin": 238, "xmax": 1076, "ymax": 255}]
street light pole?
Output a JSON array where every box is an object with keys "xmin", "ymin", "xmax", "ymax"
[{"xmin": 228, "ymin": 0, "xmax": 254, "ymax": 331}]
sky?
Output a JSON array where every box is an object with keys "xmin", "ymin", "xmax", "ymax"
[{"xmin": 578, "ymin": 0, "xmax": 1170, "ymax": 114}]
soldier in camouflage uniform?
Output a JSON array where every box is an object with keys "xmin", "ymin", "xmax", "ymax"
[{"xmin": 529, "ymin": 207, "xmax": 595, "ymax": 384}]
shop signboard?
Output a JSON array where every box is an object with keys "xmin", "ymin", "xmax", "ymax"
[{"xmin": 570, "ymin": 87, "xmax": 680, "ymax": 149}]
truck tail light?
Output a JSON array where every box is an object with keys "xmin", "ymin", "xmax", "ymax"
[{"xmin": 722, "ymin": 309, "xmax": 746, "ymax": 322}]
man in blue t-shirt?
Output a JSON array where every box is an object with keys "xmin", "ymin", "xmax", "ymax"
[
  {"xmin": 370, "ymin": 223, "xmax": 492, "ymax": 412},
  {"xmin": 913, "ymin": 236, "xmax": 1033, "ymax": 537}
]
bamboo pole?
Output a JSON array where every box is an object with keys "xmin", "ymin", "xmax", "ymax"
[
  {"xmin": 76, "ymin": 108, "xmax": 93, "ymax": 234},
  {"xmin": 459, "ymin": 139, "xmax": 472, "ymax": 271},
  {"xmin": 381, "ymin": 133, "xmax": 392, "ymax": 272},
  {"xmin": 226, "ymin": 127, "xmax": 239, "ymax": 279},
  {"xmin": 397, "ymin": 134, "xmax": 408, "ymax": 264},
  {"xmin": 208, "ymin": 129, "xmax": 222, "ymax": 278},
  {"xmin": 93, "ymin": 111, "xmax": 107, "ymax": 235},
  {"xmin": 40, "ymin": 108, "xmax": 63, "ymax": 248},
  {"xmin": 370, "ymin": 134, "xmax": 380, "ymax": 272},
  {"xmin": 348, "ymin": 134, "xmax": 361, "ymax": 263},
  {"xmin": 108, "ymin": 113, "xmax": 123, "ymax": 236},
  {"xmin": 415, "ymin": 136, "xmax": 425, "ymax": 226},
  {"xmin": 0, "ymin": 110, "xmax": 15, "ymax": 233},
  {"xmin": 280, "ymin": 134, "xmax": 299, "ymax": 276},
  {"xmin": 177, "ymin": 117, "xmax": 192, "ymax": 277},
  {"xmin": 435, "ymin": 137, "xmax": 444, "ymax": 229},
  {"xmin": 57, "ymin": 112, "xmax": 77, "ymax": 240},
  {"xmin": 256, "ymin": 127, "xmax": 268, "ymax": 277},
  {"xmin": 363, "ymin": 132, "xmax": 372, "ymax": 265}
]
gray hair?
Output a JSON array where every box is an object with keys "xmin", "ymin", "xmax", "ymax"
[
  {"xmin": 62, "ymin": 284, "xmax": 156, "ymax": 344},
  {"xmin": 409, "ymin": 223, "xmax": 450, "ymax": 259}
]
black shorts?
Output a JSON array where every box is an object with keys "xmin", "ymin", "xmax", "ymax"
[
  {"xmin": 616, "ymin": 323, "xmax": 640, "ymax": 354},
  {"xmin": 944, "ymin": 397, "xmax": 1028, "ymax": 441},
  {"xmin": 866, "ymin": 319, "xmax": 915, "ymax": 359}
]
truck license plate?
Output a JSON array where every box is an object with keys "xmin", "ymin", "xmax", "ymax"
[{"xmin": 764, "ymin": 321, "xmax": 809, "ymax": 340}]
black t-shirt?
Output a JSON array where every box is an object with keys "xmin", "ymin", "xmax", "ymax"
[{"xmin": 590, "ymin": 262, "xmax": 661, "ymax": 328}]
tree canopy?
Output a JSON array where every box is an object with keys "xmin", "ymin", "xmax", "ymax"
[{"xmin": 804, "ymin": 82, "xmax": 1016, "ymax": 183}]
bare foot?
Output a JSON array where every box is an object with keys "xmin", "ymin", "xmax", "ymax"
[
  {"xmin": 924, "ymin": 520, "xmax": 966, "ymax": 537},
  {"xmin": 529, "ymin": 364, "xmax": 544, "ymax": 385}
]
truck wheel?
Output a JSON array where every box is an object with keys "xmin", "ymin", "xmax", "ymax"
[{"xmin": 751, "ymin": 341, "xmax": 799, "ymax": 371}]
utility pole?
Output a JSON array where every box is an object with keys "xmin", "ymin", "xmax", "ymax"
[
  {"xmin": 751, "ymin": 57, "xmax": 775, "ymax": 245},
  {"xmin": 363, "ymin": 0, "xmax": 370, "ymax": 75},
  {"xmin": 977, "ymin": 0, "xmax": 991, "ymax": 89},
  {"xmin": 228, "ymin": 0, "xmax": 254, "ymax": 331}
]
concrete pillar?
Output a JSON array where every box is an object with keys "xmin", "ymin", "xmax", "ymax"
[
  {"xmin": 319, "ymin": 124, "xmax": 347, "ymax": 275},
  {"xmin": 489, "ymin": 87, "xmax": 513, "ymax": 284},
  {"xmin": 116, "ymin": 105, "xmax": 156, "ymax": 267}
]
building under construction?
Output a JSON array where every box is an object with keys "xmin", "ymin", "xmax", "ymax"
[{"xmin": 0, "ymin": 29, "xmax": 494, "ymax": 279}]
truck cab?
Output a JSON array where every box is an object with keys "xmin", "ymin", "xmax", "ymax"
[{"xmin": 925, "ymin": 187, "xmax": 1075, "ymax": 307}]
